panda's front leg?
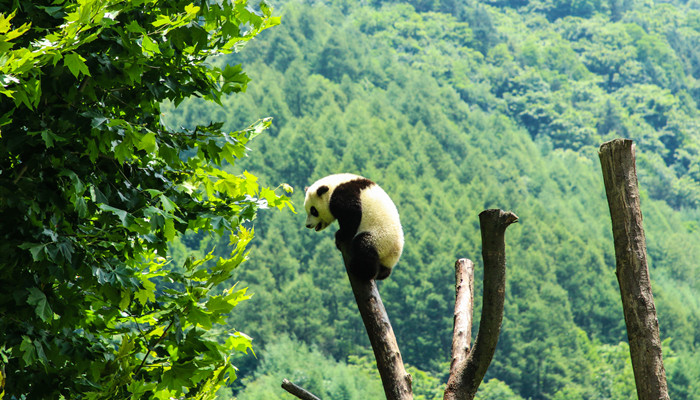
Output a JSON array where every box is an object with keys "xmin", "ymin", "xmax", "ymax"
[
  {"xmin": 347, "ymin": 232, "xmax": 381, "ymax": 280},
  {"xmin": 335, "ymin": 228, "xmax": 353, "ymax": 250}
]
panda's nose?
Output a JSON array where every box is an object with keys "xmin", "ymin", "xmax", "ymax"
[{"xmin": 305, "ymin": 223, "xmax": 313, "ymax": 229}]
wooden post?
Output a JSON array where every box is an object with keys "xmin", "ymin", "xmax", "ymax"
[
  {"xmin": 339, "ymin": 242, "xmax": 414, "ymax": 400},
  {"xmin": 283, "ymin": 243, "xmax": 414, "ymax": 400},
  {"xmin": 598, "ymin": 139, "xmax": 670, "ymax": 400}
]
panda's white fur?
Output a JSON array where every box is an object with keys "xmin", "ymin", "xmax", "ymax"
[{"xmin": 304, "ymin": 173, "xmax": 403, "ymax": 280}]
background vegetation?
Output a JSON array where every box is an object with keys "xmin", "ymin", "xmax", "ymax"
[
  {"xmin": 4, "ymin": 0, "xmax": 694, "ymax": 397},
  {"xmin": 164, "ymin": 0, "xmax": 700, "ymax": 398}
]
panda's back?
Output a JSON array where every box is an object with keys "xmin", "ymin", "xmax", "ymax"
[{"xmin": 357, "ymin": 185, "xmax": 403, "ymax": 268}]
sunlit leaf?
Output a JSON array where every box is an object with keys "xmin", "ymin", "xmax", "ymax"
[
  {"xmin": 141, "ymin": 35, "xmax": 159, "ymax": 55},
  {"xmin": 63, "ymin": 52, "xmax": 90, "ymax": 77},
  {"xmin": 136, "ymin": 131, "xmax": 158, "ymax": 153}
]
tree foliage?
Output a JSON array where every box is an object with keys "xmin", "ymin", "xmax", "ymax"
[{"xmin": 0, "ymin": 0, "xmax": 290, "ymax": 398}]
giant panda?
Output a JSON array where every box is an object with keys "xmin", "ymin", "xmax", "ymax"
[{"xmin": 303, "ymin": 173, "xmax": 404, "ymax": 280}]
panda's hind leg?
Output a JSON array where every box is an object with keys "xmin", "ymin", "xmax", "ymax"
[
  {"xmin": 375, "ymin": 266, "xmax": 392, "ymax": 280},
  {"xmin": 348, "ymin": 232, "xmax": 381, "ymax": 280}
]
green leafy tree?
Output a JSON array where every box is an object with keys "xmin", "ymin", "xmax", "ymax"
[{"xmin": 0, "ymin": 0, "xmax": 290, "ymax": 398}]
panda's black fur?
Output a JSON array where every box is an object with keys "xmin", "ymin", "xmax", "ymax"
[{"xmin": 304, "ymin": 174, "xmax": 403, "ymax": 280}]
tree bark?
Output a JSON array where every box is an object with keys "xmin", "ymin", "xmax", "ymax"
[
  {"xmin": 338, "ymin": 242, "xmax": 414, "ymax": 400},
  {"xmin": 444, "ymin": 209, "xmax": 518, "ymax": 400},
  {"xmin": 598, "ymin": 139, "xmax": 670, "ymax": 400}
]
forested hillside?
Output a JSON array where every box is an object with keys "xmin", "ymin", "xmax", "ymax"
[{"xmin": 163, "ymin": 0, "xmax": 700, "ymax": 398}]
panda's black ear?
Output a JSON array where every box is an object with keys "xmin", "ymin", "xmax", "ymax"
[{"xmin": 316, "ymin": 185, "xmax": 329, "ymax": 196}]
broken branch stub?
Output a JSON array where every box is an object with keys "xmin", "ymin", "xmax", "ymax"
[
  {"xmin": 281, "ymin": 379, "xmax": 322, "ymax": 400},
  {"xmin": 444, "ymin": 258, "xmax": 475, "ymax": 399}
]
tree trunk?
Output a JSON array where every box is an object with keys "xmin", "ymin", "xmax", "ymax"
[
  {"xmin": 598, "ymin": 139, "xmax": 670, "ymax": 400},
  {"xmin": 339, "ymin": 242, "xmax": 414, "ymax": 400}
]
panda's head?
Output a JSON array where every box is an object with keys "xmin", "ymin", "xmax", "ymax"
[{"xmin": 304, "ymin": 183, "xmax": 335, "ymax": 231}]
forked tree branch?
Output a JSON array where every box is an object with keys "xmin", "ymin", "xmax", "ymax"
[
  {"xmin": 444, "ymin": 209, "xmax": 518, "ymax": 400},
  {"xmin": 599, "ymin": 139, "xmax": 670, "ymax": 400}
]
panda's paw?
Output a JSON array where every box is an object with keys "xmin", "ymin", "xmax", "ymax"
[
  {"xmin": 335, "ymin": 230, "xmax": 352, "ymax": 250},
  {"xmin": 375, "ymin": 266, "xmax": 392, "ymax": 280}
]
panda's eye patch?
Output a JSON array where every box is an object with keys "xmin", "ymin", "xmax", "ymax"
[{"xmin": 310, "ymin": 206, "xmax": 319, "ymax": 217}]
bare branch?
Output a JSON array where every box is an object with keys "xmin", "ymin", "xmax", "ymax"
[
  {"xmin": 338, "ymin": 241, "xmax": 414, "ymax": 400},
  {"xmin": 599, "ymin": 139, "xmax": 670, "ymax": 400},
  {"xmin": 445, "ymin": 209, "xmax": 518, "ymax": 400},
  {"xmin": 444, "ymin": 259, "xmax": 475, "ymax": 399},
  {"xmin": 281, "ymin": 379, "xmax": 322, "ymax": 400}
]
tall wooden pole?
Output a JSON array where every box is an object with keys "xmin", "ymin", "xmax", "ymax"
[
  {"xmin": 339, "ymin": 243, "xmax": 414, "ymax": 400},
  {"xmin": 599, "ymin": 139, "xmax": 670, "ymax": 400}
]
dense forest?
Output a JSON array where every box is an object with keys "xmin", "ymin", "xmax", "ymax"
[{"xmin": 163, "ymin": 0, "xmax": 700, "ymax": 398}]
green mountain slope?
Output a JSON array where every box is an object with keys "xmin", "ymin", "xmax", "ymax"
[{"xmin": 163, "ymin": 0, "xmax": 700, "ymax": 398}]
